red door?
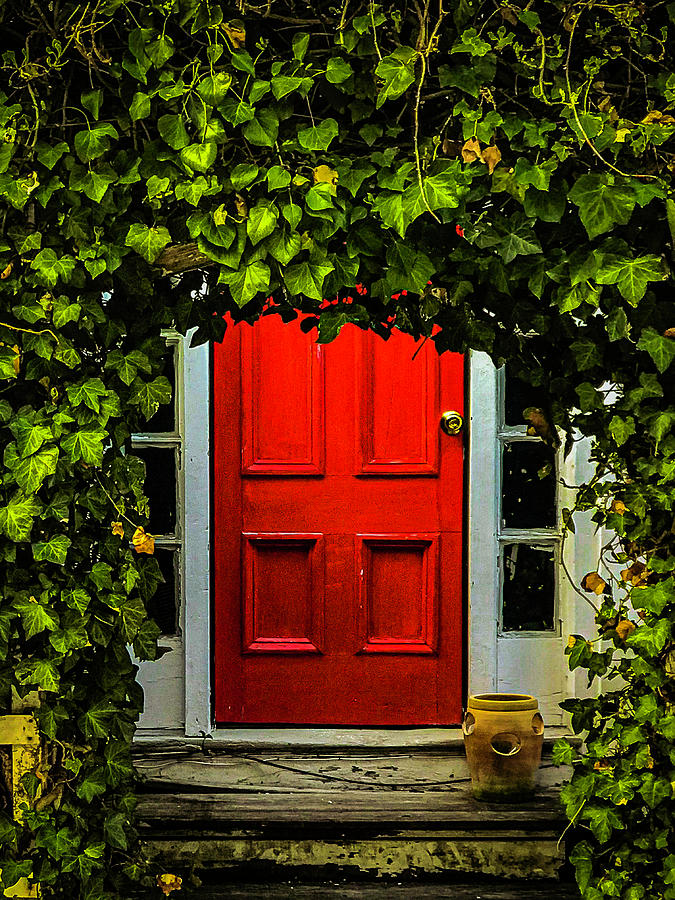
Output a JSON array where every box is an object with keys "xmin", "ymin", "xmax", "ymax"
[{"xmin": 213, "ymin": 315, "xmax": 464, "ymax": 725}]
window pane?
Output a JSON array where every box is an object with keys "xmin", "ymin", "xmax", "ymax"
[
  {"xmin": 147, "ymin": 548, "xmax": 179, "ymax": 636},
  {"xmin": 502, "ymin": 441, "xmax": 556, "ymax": 529},
  {"xmin": 504, "ymin": 371, "xmax": 549, "ymax": 426},
  {"xmin": 135, "ymin": 447, "xmax": 177, "ymax": 535},
  {"xmin": 144, "ymin": 349, "xmax": 176, "ymax": 432},
  {"xmin": 502, "ymin": 544, "xmax": 555, "ymax": 631}
]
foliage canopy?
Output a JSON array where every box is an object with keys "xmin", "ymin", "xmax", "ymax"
[{"xmin": 0, "ymin": 0, "xmax": 673, "ymax": 897}]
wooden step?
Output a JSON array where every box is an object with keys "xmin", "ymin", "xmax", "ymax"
[
  {"xmin": 149, "ymin": 882, "xmax": 580, "ymax": 899},
  {"xmin": 137, "ymin": 786, "xmax": 568, "ymax": 881}
]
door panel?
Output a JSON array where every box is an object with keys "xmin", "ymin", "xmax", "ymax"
[{"xmin": 214, "ymin": 314, "xmax": 464, "ymax": 725}]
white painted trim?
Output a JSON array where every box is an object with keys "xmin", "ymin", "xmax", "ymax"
[
  {"xmin": 182, "ymin": 336, "xmax": 212, "ymax": 737},
  {"xmin": 467, "ymin": 351, "xmax": 500, "ymax": 696}
]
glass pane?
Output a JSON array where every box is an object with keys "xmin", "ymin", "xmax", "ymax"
[
  {"xmin": 502, "ymin": 544, "xmax": 555, "ymax": 631},
  {"xmin": 504, "ymin": 371, "xmax": 549, "ymax": 426},
  {"xmin": 144, "ymin": 348, "xmax": 176, "ymax": 432},
  {"xmin": 135, "ymin": 447, "xmax": 177, "ymax": 535},
  {"xmin": 147, "ymin": 548, "xmax": 179, "ymax": 636},
  {"xmin": 502, "ymin": 441, "xmax": 556, "ymax": 529}
]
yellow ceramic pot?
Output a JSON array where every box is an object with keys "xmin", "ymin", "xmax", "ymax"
[{"xmin": 462, "ymin": 693, "xmax": 544, "ymax": 802}]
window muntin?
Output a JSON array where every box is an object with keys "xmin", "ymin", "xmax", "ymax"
[
  {"xmin": 499, "ymin": 370, "xmax": 560, "ymax": 634},
  {"xmin": 131, "ymin": 332, "xmax": 183, "ymax": 638}
]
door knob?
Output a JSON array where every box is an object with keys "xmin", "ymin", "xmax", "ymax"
[{"xmin": 440, "ymin": 410, "xmax": 463, "ymax": 436}]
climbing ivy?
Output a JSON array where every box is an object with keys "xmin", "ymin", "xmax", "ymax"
[{"xmin": 0, "ymin": 0, "xmax": 673, "ymax": 897}]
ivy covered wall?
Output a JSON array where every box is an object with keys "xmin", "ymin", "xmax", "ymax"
[{"xmin": 0, "ymin": 1, "xmax": 673, "ymax": 897}]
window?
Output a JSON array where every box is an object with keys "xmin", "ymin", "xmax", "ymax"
[
  {"xmin": 498, "ymin": 370, "xmax": 561, "ymax": 633},
  {"xmin": 131, "ymin": 332, "xmax": 183, "ymax": 637}
]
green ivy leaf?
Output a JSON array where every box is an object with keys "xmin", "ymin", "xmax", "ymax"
[
  {"xmin": 375, "ymin": 47, "xmax": 418, "ymax": 108},
  {"xmin": 626, "ymin": 618, "xmax": 671, "ymax": 657},
  {"xmin": 196, "ymin": 71, "xmax": 232, "ymax": 106},
  {"xmin": 243, "ymin": 110, "xmax": 280, "ymax": 147},
  {"xmin": 609, "ymin": 414, "xmax": 636, "ymax": 446},
  {"xmin": 30, "ymin": 248, "xmax": 76, "ymax": 287},
  {"xmin": 218, "ymin": 260, "xmax": 271, "ymax": 306},
  {"xmin": 157, "ymin": 113, "xmax": 190, "ymax": 150},
  {"xmin": 247, "ymin": 201, "xmax": 279, "ymax": 245},
  {"xmin": 124, "ymin": 223, "xmax": 171, "ymax": 264},
  {"xmin": 596, "ymin": 255, "xmax": 664, "ymax": 305},
  {"xmin": 230, "ymin": 163, "xmax": 259, "ymax": 190},
  {"xmin": 0, "ymin": 492, "xmax": 41, "ymax": 541},
  {"xmin": 73, "ymin": 124, "xmax": 118, "ymax": 163},
  {"xmin": 180, "ymin": 141, "xmax": 217, "ymax": 173},
  {"xmin": 129, "ymin": 91, "xmax": 151, "ymax": 121},
  {"xmin": 33, "ymin": 534, "xmax": 71, "ymax": 565},
  {"xmin": 75, "ymin": 770, "xmax": 107, "ymax": 803},
  {"xmin": 266, "ymin": 230, "xmax": 301, "ymax": 266},
  {"xmin": 13, "ymin": 446, "xmax": 59, "ymax": 494},
  {"xmin": 637, "ymin": 327, "xmax": 675, "ymax": 373},
  {"xmin": 326, "ymin": 57, "xmax": 353, "ymax": 84},
  {"xmin": 15, "ymin": 658, "xmax": 59, "ymax": 692},
  {"xmin": 297, "ymin": 118, "xmax": 339, "ymax": 151},
  {"xmin": 14, "ymin": 598, "xmax": 58, "ymax": 638},
  {"xmin": 61, "ymin": 428, "xmax": 106, "ymax": 466},
  {"xmin": 129, "ymin": 376, "xmax": 173, "ymax": 420},
  {"xmin": 568, "ymin": 174, "xmax": 636, "ymax": 239},
  {"xmin": 66, "ymin": 378, "xmax": 108, "ymax": 412},
  {"xmin": 266, "ymin": 165, "xmax": 291, "ymax": 190},
  {"xmin": 284, "ymin": 260, "xmax": 334, "ymax": 300}
]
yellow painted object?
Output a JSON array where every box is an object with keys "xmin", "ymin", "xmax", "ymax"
[{"xmin": 0, "ymin": 716, "xmax": 40, "ymax": 898}]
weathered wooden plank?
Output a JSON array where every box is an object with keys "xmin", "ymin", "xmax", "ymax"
[
  {"xmin": 136, "ymin": 788, "xmax": 566, "ymax": 830},
  {"xmin": 156, "ymin": 882, "xmax": 580, "ymax": 900}
]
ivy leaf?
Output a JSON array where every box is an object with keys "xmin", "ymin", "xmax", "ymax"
[
  {"xmin": 196, "ymin": 72, "xmax": 232, "ymax": 106},
  {"xmin": 247, "ymin": 202, "xmax": 279, "ymax": 245},
  {"xmin": 157, "ymin": 114, "xmax": 190, "ymax": 150},
  {"xmin": 73, "ymin": 124, "xmax": 118, "ymax": 163},
  {"xmin": 266, "ymin": 230, "xmax": 301, "ymax": 266},
  {"xmin": 626, "ymin": 619, "xmax": 671, "ymax": 657},
  {"xmin": 0, "ymin": 492, "xmax": 41, "ymax": 541},
  {"xmin": 103, "ymin": 813, "xmax": 129, "ymax": 851},
  {"xmin": 568, "ymin": 174, "xmax": 636, "ymax": 239},
  {"xmin": 15, "ymin": 658, "xmax": 59, "ymax": 692},
  {"xmin": 584, "ymin": 803, "xmax": 621, "ymax": 843},
  {"xmin": 570, "ymin": 339, "xmax": 602, "ymax": 371},
  {"xmin": 497, "ymin": 221, "xmax": 542, "ymax": 264},
  {"xmin": 129, "ymin": 376, "xmax": 173, "ymax": 420},
  {"xmin": 30, "ymin": 248, "xmax": 76, "ymax": 287},
  {"xmin": 271, "ymin": 75, "xmax": 305, "ymax": 100},
  {"xmin": 66, "ymin": 378, "xmax": 108, "ymax": 412},
  {"xmin": 129, "ymin": 91, "xmax": 151, "ymax": 121},
  {"xmin": 33, "ymin": 535, "xmax": 71, "ymax": 566},
  {"xmin": 218, "ymin": 260, "xmax": 271, "ymax": 306},
  {"xmin": 145, "ymin": 34, "xmax": 174, "ymax": 67},
  {"xmin": 75, "ymin": 771, "xmax": 107, "ymax": 803},
  {"xmin": 230, "ymin": 163, "xmax": 259, "ymax": 190},
  {"xmin": 596, "ymin": 255, "xmax": 664, "ymax": 305},
  {"xmin": 180, "ymin": 142, "xmax": 217, "ymax": 173},
  {"xmin": 14, "ymin": 446, "xmax": 59, "ymax": 494},
  {"xmin": 606, "ymin": 307, "xmax": 630, "ymax": 342},
  {"xmin": 326, "ymin": 57, "xmax": 353, "ymax": 84},
  {"xmin": 124, "ymin": 223, "xmax": 171, "ymax": 263},
  {"xmin": 61, "ymin": 428, "xmax": 106, "ymax": 466},
  {"xmin": 609, "ymin": 415, "xmax": 636, "ymax": 446},
  {"xmin": 375, "ymin": 47, "xmax": 418, "ymax": 108},
  {"xmin": 637, "ymin": 327, "xmax": 675, "ymax": 373},
  {"xmin": 14, "ymin": 598, "xmax": 58, "ymax": 638},
  {"xmin": 243, "ymin": 110, "xmax": 279, "ymax": 147},
  {"xmin": 297, "ymin": 118, "xmax": 339, "ymax": 151},
  {"xmin": 284, "ymin": 260, "xmax": 334, "ymax": 300}
]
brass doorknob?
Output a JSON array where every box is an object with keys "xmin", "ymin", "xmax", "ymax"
[{"xmin": 440, "ymin": 410, "xmax": 463, "ymax": 436}]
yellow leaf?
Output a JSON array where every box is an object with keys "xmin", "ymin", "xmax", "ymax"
[
  {"xmin": 461, "ymin": 137, "xmax": 483, "ymax": 165},
  {"xmin": 523, "ymin": 406, "xmax": 560, "ymax": 447},
  {"xmin": 1, "ymin": 261, "xmax": 13, "ymax": 279},
  {"xmin": 615, "ymin": 619, "xmax": 636, "ymax": 641},
  {"xmin": 567, "ymin": 635, "xmax": 577, "ymax": 649},
  {"xmin": 610, "ymin": 499, "xmax": 628, "ymax": 515},
  {"xmin": 157, "ymin": 873, "xmax": 183, "ymax": 895},
  {"xmin": 11, "ymin": 345, "xmax": 20, "ymax": 375},
  {"xmin": 213, "ymin": 204, "xmax": 228, "ymax": 226},
  {"xmin": 111, "ymin": 521, "xmax": 125, "ymax": 537},
  {"xmin": 614, "ymin": 128, "xmax": 631, "ymax": 143},
  {"xmin": 581, "ymin": 571, "xmax": 607, "ymax": 595},
  {"xmin": 313, "ymin": 165, "xmax": 338, "ymax": 186},
  {"xmin": 234, "ymin": 193, "xmax": 248, "ymax": 219},
  {"xmin": 223, "ymin": 19, "xmax": 246, "ymax": 48},
  {"xmin": 620, "ymin": 561, "xmax": 649, "ymax": 587},
  {"xmin": 132, "ymin": 526, "xmax": 155, "ymax": 555},
  {"xmin": 482, "ymin": 144, "xmax": 502, "ymax": 175}
]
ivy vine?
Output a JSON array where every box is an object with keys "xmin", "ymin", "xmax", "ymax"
[{"xmin": 0, "ymin": 0, "xmax": 673, "ymax": 897}]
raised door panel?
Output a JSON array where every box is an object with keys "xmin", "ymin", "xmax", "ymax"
[
  {"xmin": 358, "ymin": 330, "xmax": 440, "ymax": 475},
  {"xmin": 357, "ymin": 534, "xmax": 438, "ymax": 655},
  {"xmin": 241, "ymin": 316, "xmax": 325, "ymax": 475},
  {"xmin": 242, "ymin": 533, "xmax": 324, "ymax": 654}
]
